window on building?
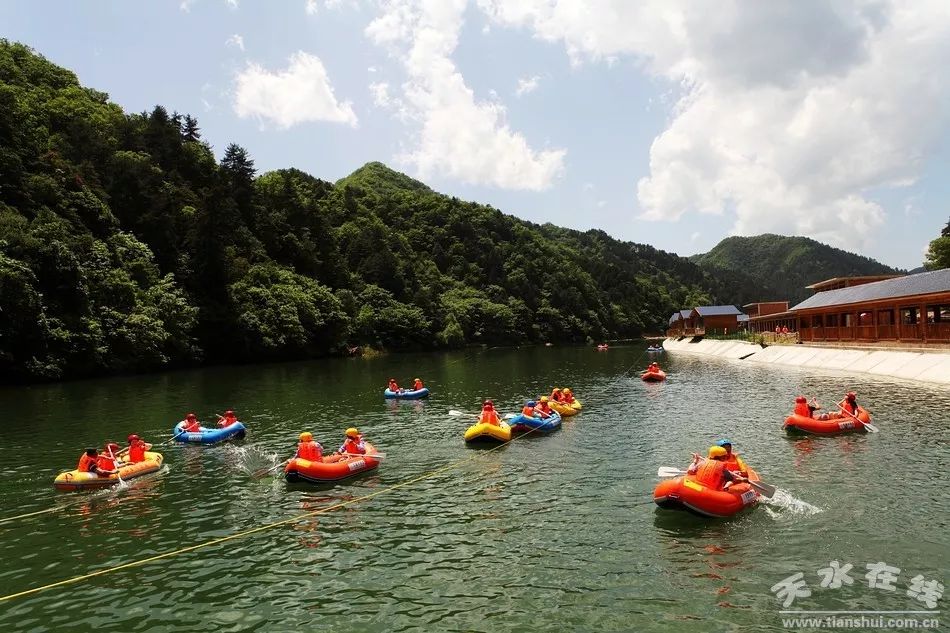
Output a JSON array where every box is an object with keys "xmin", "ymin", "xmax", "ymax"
[
  {"xmin": 858, "ymin": 311, "xmax": 873, "ymax": 325},
  {"xmin": 842, "ymin": 313, "xmax": 854, "ymax": 327},
  {"xmin": 811, "ymin": 315, "xmax": 823, "ymax": 327},
  {"xmin": 927, "ymin": 305, "xmax": 950, "ymax": 323},
  {"xmin": 825, "ymin": 314, "xmax": 839, "ymax": 327},
  {"xmin": 877, "ymin": 309, "xmax": 894, "ymax": 325},
  {"xmin": 900, "ymin": 307, "xmax": 919, "ymax": 325}
]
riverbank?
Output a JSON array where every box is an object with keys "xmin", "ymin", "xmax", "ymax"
[{"xmin": 663, "ymin": 337, "xmax": 950, "ymax": 385}]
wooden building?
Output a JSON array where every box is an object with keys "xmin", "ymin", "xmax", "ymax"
[
  {"xmin": 689, "ymin": 305, "xmax": 744, "ymax": 336},
  {"xmin": 667, "ymin": 309, "xmax": 696, "ymax": 336},
  {"xmin": 792, "ymin": 269, "xmax": 950, "ymax": 344}
]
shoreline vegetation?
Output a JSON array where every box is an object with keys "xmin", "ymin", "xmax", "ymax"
[{"xmin": 0, "ymin": 41, "xmax": 724, "ymax": 384}]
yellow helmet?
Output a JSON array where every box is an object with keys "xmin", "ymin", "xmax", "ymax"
[
  {"xmin": 540, "ymin": 396, "xmax": 549, "ymax": 402},
  {"xmin": 299, "ymin": 432, "xmax": 313, "ymax": 441},
  {"xmin": 564, "ymin": 388, "xmax": 572, "ymax": 394},
  {"xmin": 708, "ymin": 446, "xmax": 727, "ymax": 459},
  {"xmin": 345, "ymin": 427, "xmax": 360, "ymax": 438},
  {"xmin": 414, "ymin": 377, "xmax": 421, "ymax": 381}
]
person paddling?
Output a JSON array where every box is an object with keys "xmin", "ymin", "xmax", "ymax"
[
  {"xmin": 562, "ymin": 388, "xmax": 576, "ymax": 405},
  {"xmin": 388, "ymin": 378, "xmax": 402, "ymax": 393},
  {"xmin": 77, "ymin": 448, "xmax": 99, "ymax": 474},
  {"xmin": 413, "ymin": 378, "xmax": 424, "ymax": 391},
  {"xmin": 716, "ymin": 439, "xmax": 749, "ymax": 477},
  {"xmin": 536, "ymin": 396, "xmax": 553, "ymax": 418},
  {"xmin": 338, "ymin": 428, "xmax": 366, "ymax": 456},
  {"xmin": 295, "ymin": 432, "xmax": 324, "ymax": 462},
  {"xmin": 686, "ymin": 446, "xmax": 747, "ymax": 491},
  {"xmin": 217, "ymin": 410, "xmax": 239, "ymax": 428},
  {"xmin": 839, "ymin": 391, "xmax": 860, "ymax": 416},
  {"xmin": 181, "ymin": 413, "xmax": 201, "ymax": 433},
  {"xmin": 123, "ymin": 434, "xmax": 152, "ymax": 463},
  {"xmin": 95, "ymin": 444, "xmax": 120, "ymax": 477}
]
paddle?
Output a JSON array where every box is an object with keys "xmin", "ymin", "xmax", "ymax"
[
  {"xmin": 342, "ymin": 452, "xmax": 387, "ymax": 458},
  {"xmin": 835, "ymin": 402, "xmax": 879, "ymax": 433},
  {"xmin": 252, "ymin": 458, "xmax": 290, "ymax": 478},
  {"xmin": 656, "ymin": 466, "xmax": 776, "ymax": 499},
  {"xmin": 448, "ymin": 410, "xmax": 517, "ymax": 420}
]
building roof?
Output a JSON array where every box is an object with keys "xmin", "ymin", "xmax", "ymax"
[
  {"xmin": 692, "ymin": 305, "xmax": 743, "ymax": 317},
  {"xmin": 791, "ymin": 268, "xmax": 950, "ymax": 311},
  {"xmin": 805, "ymin": 275, "xmax": 903, "ymax": 291},
  {"xmin": 742, "ymin": 301, "xmax": 789, "ymax": 308},
  {"xmin": 680, "ymin": 309, "xmax": 692, "ymax": 319},
  {"xmin": 668, "ymin": 312, "xmax": 681, "ymax": 325}
]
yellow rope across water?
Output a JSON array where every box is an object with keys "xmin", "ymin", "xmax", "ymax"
[{"xmin": 0, "ymin": 429, "xmax": 533, "ymax": 603}]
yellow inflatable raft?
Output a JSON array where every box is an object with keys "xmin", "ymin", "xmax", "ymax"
[
  {"xmin": 53, "ymin": 451, "xmax": 164, "ymax": 491},
  {"xmin": 464, "ymin": 421, "xmax": 512, "ymax": 444},
  {"xmin": 551, "ymin": 401, "xmax": 579, "ymax": 417}
]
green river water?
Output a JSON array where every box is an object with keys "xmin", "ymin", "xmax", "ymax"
[{"xmin": 0, "ymin": 345, "xmax": 947, "ymax": 632}]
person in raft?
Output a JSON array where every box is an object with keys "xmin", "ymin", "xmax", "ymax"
[
  {"xmin": 562, "ymin": 388, "xmax": 576, "ymax": 404},
  {"xmin": 120, "ymin": 434, "xmax": 152, "ymax": 464},
  {"xmin": 77, "ymin": 448, "xmax": 100, "ymax": 474},
  {"xmin": 550, "ymin": 388, "xmax": 564, "ymax": 403},
  {"xmin": 536, "ymin": 396, "xmax": 554, "ymax": 418},
  {"xmin": 839, "ymin": 391, "xmax": 860, "ymax": 417},
  {"xmin": 479, "ymin": 400, "xmax": 501, "ymax": 425},
  {"xmin": 338, "ymin": 428, "xmax": 366, "ymax": 456},
  {"xmin": 413, "ymin": 378, "xmax": 424, "ymax": 391},
  {"xmin": 388, "ymin": 378, "xmax": 402, "ymax": 393},
  {"xmin": 95, "ymin": 443, "xmax": 121, "ymax": 477},
  {"xmin": 647, "ymin": 361, "xmax": 661, "ymax": 373},
  {"xmin": 716, "ymin": 439, "xmax": 749, "ymax": 477},
  {"xmin": 217, "ymin": 410, "xmax": 239, "ymax": 428},
  {"xmin": 521, "ymin": 400, "xmax": 538, "ymax": 419},
  {"xmin": 181, "ymin": 412, "xmax": 201, "ymax": 433},
  {"xmin": 295, "ymin": 432, "xmax": 324, "ymax": 462},
  {"xmin": 687, "ymin": 446, "xmax": 747, "ymax": 491}
]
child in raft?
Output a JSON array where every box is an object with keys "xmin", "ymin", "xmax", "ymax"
[
  {"xmin": 295, "ymin": 432, "xmax": 324, "ymax": 462},
  {"xmin": 388, "ymin": 378, "xmax": 402, "ymax": 393},
  {"xmin": 687, "ymin": 446, "xmax": 748, "ymax": 491},
  {"xmin": 479, "ymin": 400, "xmax": 501, "ymax": 425},
  {"xmin": 217, "ymin": 410, "xmax": 239, "ymax": 427},
  {"xmin": 413, "ymin": 378, "xmax": 424, "ymax": 391}
]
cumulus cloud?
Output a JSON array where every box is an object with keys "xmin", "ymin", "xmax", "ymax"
[
  {"xmin": 225, "ymin": 0, "xmax": 238, "ymax": 8},
  {"xmin": 233, "ymin": 51, "xmax": 358, "ymax": 128},
  {"xmin": 366, "ymin": 0, "xmax": 565, "ymax": 190},
  {"xmin": 478, "ymin": 0, "xmax": 950, "ymax": 249},
  {"xmin": 369, "ymin": 82, "xmax": 392, "ymax": 107},
  {"xmin": 515, "ymin": 75, "xmax": 541, "ymax": 96},
  {"xmin": 179, "ymin": 0, "xmax": 194, "ymax": 11},
  {"xmin": 306, "ymin": 0, "xmax": 319, "ymax": 14},
  {"xmin": 225, "ymin": 34, "xmax": 244, "ymax": 51}
]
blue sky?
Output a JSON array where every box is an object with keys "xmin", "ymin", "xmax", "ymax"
[{"xmin": 3, "ymin": 0, "xmax": 949, "ymax": 269}]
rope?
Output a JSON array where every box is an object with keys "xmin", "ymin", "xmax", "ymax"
[{"xmin": 0, "ymin": 424, "xmax": 541, "ymax": 603}]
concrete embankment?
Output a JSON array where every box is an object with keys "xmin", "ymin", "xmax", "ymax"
[{"xmin": 663, "ymin": 337, "xmax": 950, "ymax": 386}]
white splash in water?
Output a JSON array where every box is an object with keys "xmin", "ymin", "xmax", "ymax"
[{"xmin": 763, "ymin": 489, "xmax": 821, "ymax": 516}]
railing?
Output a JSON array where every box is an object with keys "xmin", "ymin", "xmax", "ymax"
[
  {"xmin": 926, "ymin": 322, "xmax": 950, "ymax": 341},
  {"xmin": 876, "ymin": 324, "xmax": 897, "ymax": 339}
]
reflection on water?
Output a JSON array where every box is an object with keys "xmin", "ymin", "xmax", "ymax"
[{"xmin": 0, "ymin": 345, "xmax": 947, "ymax": 631}]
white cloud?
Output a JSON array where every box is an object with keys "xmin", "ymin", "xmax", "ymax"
[
  {"xmin": 225, "ymin": 34, "xmax": 244, "ymax": 51},
  {"xmin": 478, "ymin": 0, "xmax": 950, "ymax": 250},
  {"xmin": 225, "ymin": 0, "xmax": 238, "ymax": 8},
  {"xmin": 233, "ymin": 51, "xmax": 358, "ymax": 128},
  {"xmin": 179, "ymin": 0, "xmax": 194, "ymax": 11},
  {"xmin": 306, "ymin": 0, "xmax": 319, "ymax": 15},
  {"xmin": 369, "ymin": 82, "xmax": 392, "ymax": 107},
  {"xmin": 366, "ymin": 0, "xmax": 565, "ymax": 190},
  {"xmin": 515, "ymin": 75, "xmax": 540, "ymax": 96},
  {"xmin": 597, "ymin": 200, "xmax": 607, "ymax": 208}
]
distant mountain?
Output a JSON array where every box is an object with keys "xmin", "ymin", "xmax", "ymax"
[{"xmin": 691, "ymin": 234, "xmax": 902, "ymax": 306}]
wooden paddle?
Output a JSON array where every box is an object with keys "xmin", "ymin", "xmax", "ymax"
[
  {"xmin": 448, "ymin": 410, "xmax": 517, "ymax": 420},
  {"xmin": 251, "ymin": 458, "xmax": 290, "ymax": 478},
  {"xmin": 656, "ymin": 466, "xmax": 776, "ymax": 499},
  {"xmin": 835, "ymin": 402, "xmax": 879, "ymax": 433}
]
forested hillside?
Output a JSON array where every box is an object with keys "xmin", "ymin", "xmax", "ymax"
[
  {"xmin": 0, "ymin": 41, "xmax": 722, "ymax": 382},
  {"xmin": 691, "ymin": 234, "xmax": 901, "ymax": 305}
]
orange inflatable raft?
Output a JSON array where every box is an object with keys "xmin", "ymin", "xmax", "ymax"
[
  {"xmin": 641, "ymin": 369, "xmax": 667, "ymax": 382},
  {"xmin": 783, "ymin": 407, "xmax": 872, "ymax": 435},
  {"xmin": 653, "ymin": 468, "xmax": 761, "ymax": 518},
  {"xmin": 284, "ymin": 442, "xmax": 381, "ymax": 483}
]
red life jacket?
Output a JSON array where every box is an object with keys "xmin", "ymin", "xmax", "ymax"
[
  {"xmin": 183, "ymin": 419, "xmax": 200, "ymax": 432},
  {"xmin": 78, "ymin": 453, "xmax": 96, "ymax": 472},
  {"xmin": 221, "ymin": 415, "xmax": 237, "ymax": 427},
  {"xmin": 341, "ymin": 437, "xmax": 365, "ymax": 455},
  {"xmin": 297, "ymin": 441, "xmax": 322, "ymax": 461},
  {"xmin": 537, "ymin": 402, "xmax": 552, "ymax": 416},
  {"xmin": 843, "ymin": 400, "xmax": 858, "ymax": 415},
  {"xmin": 96, "ymin": 455, "xmax": 116, "ymax": 473},
  {"xmin": 694, "ymin": 459, "xmax": 726, "ymax": 489},
  {"xmin": 522, "ymin": 405, "xmax": 535, "ymax": 417},
  {"xmin": 480, "ymin": 408, "xmax": 500, "ymax": 425},
  {"xmin": 551, "ymin": 390, "xmax": 563, "ymax": 402},
  {"xmin": 413, "ymin": 380, "xmax": 423, "ymax": 390},
  {"xmin": 722, "ymin": 454, "xmax": 748, "ymax": 476},
  {"xmin": 793, "ymin": 402, "xmax": 810, "ymax": 417},
  {"xmin": 128, "ymin": 440, "xmax": 146, "ymax": 463},
  {"xmin": 562, "ymin": 393, "xmax": 575, "ymax": 404},
  {"xmin": 389, "ymin": 381, "xmax": 400, "ymax": 392}
]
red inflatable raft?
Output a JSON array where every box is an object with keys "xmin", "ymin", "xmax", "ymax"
[
  {"xmin": 284, "ymin": 442, "xmax": 381, "ymax": 483},
  {"xmin": 654, "ymin": 468, "xmax": 761, "ymax": 518},
  {"xmin": 641, "ymin": 369, "xmax": 667, "ymax": 382},
  {"xmin": 783, "ymin": 408, "xmax": 872, "ymax": 435}
]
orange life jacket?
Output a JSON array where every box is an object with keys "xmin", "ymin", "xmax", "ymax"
[
  {"xmin": 413, "ymin": 380, "xmax": 423, "ymax": 390},
  {"xmin": 78, "ymin": 453, "xmax": 96, "ymax": 472},
  {"xmin": 221, "ymin": 414, "xmax": 237, "ymax": 427},
  {"xmin": 480, "ymin": 408, "xmax": 500, "ymax": 425},
  {"xmin": 341, "ymin": 437, "xmax": 365, "ymax": 455},
  {"xmin": 537, "ymin": 402, "xmax": 552, "ymax": 416},
  {"xmin": 183, "ymin": 419, "xmax": 200, "ymax": 432},
  {"xmin": 562, "ymin": 393, "xmax": 575, "ymax": 404},
  {"xmin": 96, "ymin": 455, "xmax": 116, "ymax": 473},
  {"xmin": 793, "ymin": 402, "xmax": 810, "ymax": 417},
  {"xmin": 389, "ymin": 381, "xmax": 400, "ymax": 392},
  {"xmin": 551, "ymin": 390, "xmax": 563, "ymax": 402},
  {"xmin": 694, "ymin": 459, "xmax": 726, "ymax": 489},
  {"xmin": 522, "ymin": 405, "xmax": 535, "ymax": 418},
  {"xmin": 128, "ymin": 441, "xmax": 146, "ymax": 463},
  {"xmin": 722, "ymin": 454, "xmax": 748, "ymax": 476},
  {"xmin": 297, "ymin": 440, "xmax": 322, "ymax": 461}
]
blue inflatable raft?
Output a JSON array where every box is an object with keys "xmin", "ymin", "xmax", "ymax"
[
  {"xmin": 172, "ymin": 421, "xmax": 247, "ymax": 444},
  {"xmin": 509, "ymin": 411, "xmax": 562, "ymax": 434},
  {"xmin": 383, "ymin": 387, "xmax": 430, "ymax": 399}
]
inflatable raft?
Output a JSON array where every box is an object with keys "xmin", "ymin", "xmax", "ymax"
[
  {"xmin": 384, "ymin": 387, "xmax": 430, "ymax": 399},
  {"xmin": 641, "ymin": 369, "xmax": 667, "ymax": 382},
  {"xmin": 173, "ymin": 421, "xmax": 247, "ymax": 444},
  {"xmin": 464, "ymin": 421, "xmax": 512, "ymax": 444},
  {"xmin": 647, "ymin": 346, "xmax": 664, "ymax": 353},
  {"xmin": 783, "ymin": 408, "xmax": 872, "ymax": 435},
  {"xmin": 284, "ymin": 442, "xmax": 381, "ymax": 483},
  {"xmin": 654, "ymin": 468, "xmax": 761, "ymax": 518},
  {"xmin": 550, "ymin": 401, "xmax": 578, "ymax": 417},
  {"xmin": 54, "ymin": 451, "xmax": 164, "ymax": 491},
  {"xmin": 509, "ymin": 411, "xmax": 562, "ymax": 434}
]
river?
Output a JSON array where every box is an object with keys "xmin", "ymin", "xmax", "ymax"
[{"xmin": 0, "ymin": 345, "xmax": 947, "ymax": 631}]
